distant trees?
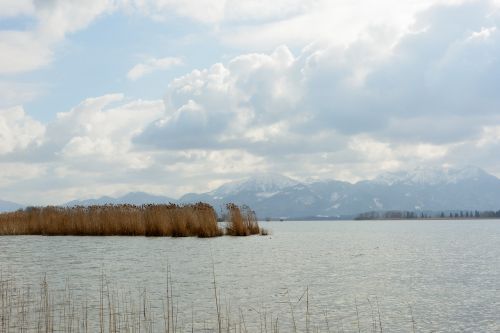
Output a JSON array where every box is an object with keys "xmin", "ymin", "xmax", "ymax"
[{"xmin": 355, "ymin": 209, "xmax": 500, "ymax": 220}]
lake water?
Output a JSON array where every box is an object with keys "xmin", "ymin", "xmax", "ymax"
[{"xmin": 1, "ymin": 220, "xmax": 500, "ymax": 332}]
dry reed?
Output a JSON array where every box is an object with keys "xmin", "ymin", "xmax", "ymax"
[
  {"xmin": 0, "ymin": 203, "xmax": 223, "ymax": 237},
  {"xmin": 225, "ymin": 203, "xmax": 264, "ymax": 236},
  {"xmin": 0, "ymin": 203, "xmax": 268, "ymax": 237}
]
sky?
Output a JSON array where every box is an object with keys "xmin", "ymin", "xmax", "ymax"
[{"xmin": 1, "ymin": 0, "xmax": 500, "ymax": 205}]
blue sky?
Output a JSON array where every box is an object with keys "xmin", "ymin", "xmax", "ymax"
[
  {"xmin": 1, "ymin": 0, "xmax": 500, "ymax": 204},
  {"xmin": 10, "ymin": 8, "xmax": 227, "ymax": 120}
]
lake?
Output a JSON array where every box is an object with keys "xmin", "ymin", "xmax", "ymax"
[{"xmin": 1, "ymin": 219, "xmax": 500, "ymax": 332}]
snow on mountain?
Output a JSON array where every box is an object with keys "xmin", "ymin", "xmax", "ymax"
[
  {"xmin": 186, "ymin": 166, "xmax": 500, "ymax": 218},
  {"xmin": 210, "ymin": 173, "xmax": 299, "ymax": 196}
]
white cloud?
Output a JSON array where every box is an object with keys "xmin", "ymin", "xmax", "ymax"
[
  {"xmin": 0, "ymin": 0, "xmax": 34, "ymax": 17},
  {"xmin": 120, "ymin": 0, "xmax": 308, "ymax": 23},
  {"xmin": 121, "ymin": 0, "xmax": 226, "ymax": 23},
  {"xmin": 476, "ymin": 125, "xmax": 500, "ymax": 147},
  {"xmin": 34, "ymin": 0, "xmax": 114, "ymax": 40},
  {"xmin": 0, "ymin": 163, "xmax": 45, "ymax": 189},
  {"xmin": 51, "ymin": 94, "xmax": 163, "ymax": 166},
  {"xmin": 132, "ymin": 2, "xmax": 500, "ymax": 181},
  {"xmin": 0, "ymin": 0, "xmax": 114, "ymax": 75},
  {"xmin": 0, "ymin": 0, "xmax": 478, "ymax": 76},
  {"xmin": 3, "ymin": 1, "xmax": 500, "ymax": 203},
  {"xmin": 468, "ymin": 26, "xmax": 497, "ymax": 41},
  {"xmin": 135, "ymin": 45, "xmax": 300, "ymax": 149},
  {"xmin": 0, "ymin": 94, "xmax": 166, "ymax": 204},
  {"xmin": 218, "ymin": 0, "xmax": 466, "ymax": 49},
  {"xmin": 0, "ymin": 106, "xmax": 45, "ymax": 154},
  {"xmin": 127, "ymin": 57, "xmax": 183, "ymax": 80},
  {"xmin": 0, "ymin": 31, "xmax": 53, "ymax": 74}
]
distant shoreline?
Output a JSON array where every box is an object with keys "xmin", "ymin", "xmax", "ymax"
[{"xmin": 263, "ymin": 218, "xmax": 500, "ymax": 221}]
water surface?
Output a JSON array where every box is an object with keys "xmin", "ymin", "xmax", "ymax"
[{"xmin": 1, "ymin": 219, "xmax": 500, "ymax": 332}]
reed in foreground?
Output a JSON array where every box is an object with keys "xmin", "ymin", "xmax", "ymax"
[{"xmin": 0, "ymin": 270, "xmax": 415, "ymax": 333}]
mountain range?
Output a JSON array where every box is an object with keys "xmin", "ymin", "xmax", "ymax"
[
  {"xmin": 64, "ymin": 192, "xmax": 176, "ymax": 207},
  {"xmin": 180, "ymin": 166, "xmax": 500, "ymax": 218},
  {"xmin": 1, "ymin": 166, "xmax": 500, "ymax": 218},
  {"xmin": 0, "ymin": 199, "xmax": 24, "ymax": 213}
]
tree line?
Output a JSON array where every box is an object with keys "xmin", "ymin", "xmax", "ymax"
[{"xmin": 355, "ymin": 210, "xmax": 500, "ymax": 220}]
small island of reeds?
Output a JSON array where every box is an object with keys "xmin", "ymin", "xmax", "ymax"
[{"xmin": 0, "ymin": 203, "xmax": 267, "ymax": 237}]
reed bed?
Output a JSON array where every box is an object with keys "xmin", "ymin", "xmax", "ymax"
[
  {"xmin": 225, "ymin": 204, "xmax": 267, "ymax": 236},
  {"xmin": 0, "ymin": 203, "xmax": 222, "ymax": 237},
  {"xmin": 0, "ymin": 203, "xmax": 264, "ymax": 237}
]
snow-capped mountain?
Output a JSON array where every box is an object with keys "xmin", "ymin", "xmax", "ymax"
[
  {"xmin": 209, "ymin": 173, "xmax": 300, "ymax": 197},
  {"xmin": 43, "ymin": 166, "xmax": 500, "ymax": 219},
  {"xmin": 180, "ymin": 173, "xmax": 308, "ymax": 216},
  {"xmin": 179, "ymin": 166, "xmax": 500, "ymax": 218}
]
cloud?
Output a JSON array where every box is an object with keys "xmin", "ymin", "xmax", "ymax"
[
  {"xmin": 0, "ymin": 0, "xmax": 476, "ymax": 76},
  {"xmin": 124, "ymin": 0, "xmax": 456, "ymax": 44},
  {"xmin": 133, "ymin": 2, "xmax": 500, "ymax": 175},
  {"xmin": 127, "ymin": 57, "xmax": 183, "ymax": 80},
  {"xmin": 138, "ymin": 3, "xmax": 500, "ymax": 152},
  {"xmin": 217, "ymin": 0, "xmax": 464, "ymax": 49},
  {"xmin": 0, "ymin": 0, "xmax": 34, "ymax": 17},
  {"xmin": 134, "ymin": 45, "xmax": 299, "ymax": 149},
  {"xmin": 0, "ymin": 93, "xmax": 166, "ymax": 204},
  {"xmin": 0, "ymin": 31, "xmax": 54, "ymax": 74},
  {"xmin": 0, "ymin": 0, "xmax": 114, "ymax": 75},
  {"xmin": 1, "ymin": 93, "xmax": 165, "ymax": 168},
  {"xmin": 49, "ymin": 94, "xmax": 163, "ymax": 166},
  {"xmin": 121, "ymin": 0, "xmax": 313, "ymax": 24},
  {"xmin": 0, "ymin": 0, "xmax": 303, "ymax": 76},
  {"xmin": 3, "ymin": 1, "xmax": 500, "ymax": 204},
  {"xmin": 121, "ymin": 0, "xmax": 225, "ymax": 23},
  {"xmin": 0, "ymin": 106, "xmax": 45, "ymax": 155}
]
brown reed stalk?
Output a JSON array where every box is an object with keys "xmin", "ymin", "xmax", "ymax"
[
  {"xmin": 0, "ymin": 203, "xmax": 227, "ymax": 238},
  {"xmin": 225, "ymin": 203, "xmax": 264, "ymax": 236}
]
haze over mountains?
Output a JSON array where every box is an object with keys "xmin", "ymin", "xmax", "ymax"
[
  {"xmin": 64, "ymin": 192, "xmax": 176, "ymax": 207},
  {"xmin": 0, "ymin": 200, "xmax": 24, "ymax": 213},
  {"xmin": 2, "ymin": 166, "xmax": 500, "ymax": 218}
]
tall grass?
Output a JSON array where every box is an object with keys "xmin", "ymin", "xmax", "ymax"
[
  {"xmin": 0, "ymin": 203, "xmax": 267, "ymax": 237},
  {"xmin": 225, "ymin": 203, "xmax": 267, "ymax": 236},
  {"xmin": 0, "ymin": 203, "xmax": 224, "ymax": 237}
]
